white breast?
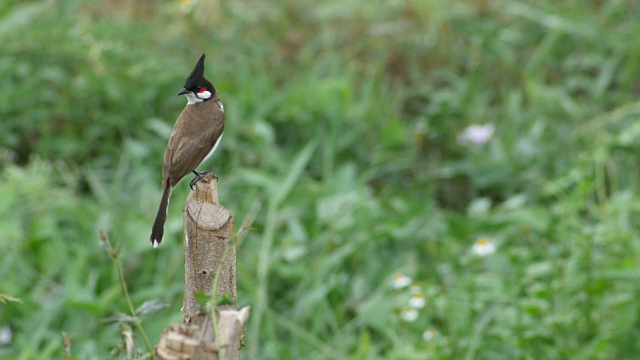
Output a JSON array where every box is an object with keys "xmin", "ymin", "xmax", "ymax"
[{"xmin": 201, "ymin": 132, "xmax": 223, "ymax": 165}]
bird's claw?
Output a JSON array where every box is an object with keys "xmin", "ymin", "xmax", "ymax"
[{"xmin": 189, "ymin": 171, "xmax": 218, "ymax": 190}]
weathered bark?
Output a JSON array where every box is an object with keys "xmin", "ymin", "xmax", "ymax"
[
  {"xmin": 181, "ymin": 174, "xmax": 236, "ymax": 323},
  {"xmin": 156, "ymin": 173, "xmax": 247, "ymax": 360},
  {"xmin": 155, "ymin": 307, "xmax": 249, "ymax": 360}
]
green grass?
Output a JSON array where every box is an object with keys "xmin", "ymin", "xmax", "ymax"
[{"xmin": 2, "ymin": 0, "xmax": 640, "ymax": 359}]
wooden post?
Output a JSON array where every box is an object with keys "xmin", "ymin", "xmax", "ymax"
[
  {"xmin": 182, "ymin": 174, "xmax": 236, "ymax": 321},
  {"xmin": 156, "ymin": 174, "xmax": 248, "ymax": 360}
]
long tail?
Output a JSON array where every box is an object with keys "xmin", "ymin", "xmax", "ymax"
[{"xmin": 150, "ymin": 182, "xmax": 171, "ymax": 248}]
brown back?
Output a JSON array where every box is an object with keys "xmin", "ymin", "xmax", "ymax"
[{"xmin": 163, "ymin": 98, "xmax": 225, "ymax": 188}]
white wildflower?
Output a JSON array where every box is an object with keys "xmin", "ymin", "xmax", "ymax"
[
  {"xmin": 471, "ymin": 237, "xmax": 496, "ymax": 256},
  {"xmin": 400, "ymin": 308, "xmax": 418, "ymax": 322},
  {"xmin": 391, "ymin": 273, "xmax": 412, "ymax": 289},
  {"xmin": 459, "ymin": 124, "xmax": 495, "ymax": 145},
  {"xmin": 409, "ymin": 293, "xmax": 426, "ymax": 309},
  {"xmin": 0, "ymin": 326, "xmax": 12, "ymax": 346},
  {"xmin": 423, "ymin": 327, "xmax": 438, "ymax": 341}
]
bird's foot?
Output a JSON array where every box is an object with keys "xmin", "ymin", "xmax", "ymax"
[
  {"xmin": 189, "ymin": 171, "xmax": 208, "ymax": 190},
  {"xmin": 189, "ymin": 171, "xmax": 218, "ymax": 190}
]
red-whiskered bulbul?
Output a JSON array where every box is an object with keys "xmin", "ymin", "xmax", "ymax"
[{"xmin": 150, "ymin": 54, "xmax": 225, "ymax": 247}]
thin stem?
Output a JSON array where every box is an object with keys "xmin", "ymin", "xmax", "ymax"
[
  {"xmin": 100, "ymin": 230, "xmax": 156, "ymax": 360},
  {"xmin": 250, "ymin": 200, "xmax": 277, "ymax": 359},
  {"xmin": 115, "ymin": 257, "xmax": 155, "ymax": 358}
]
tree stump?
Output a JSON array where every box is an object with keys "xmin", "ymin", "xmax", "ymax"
[{"xmin": 155, "ymin": 174, "xmax": 248, "ymax": 360}]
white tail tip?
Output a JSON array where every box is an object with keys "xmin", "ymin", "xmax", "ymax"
[{"xmin": 152, "ymin": 239, "xmax": 160, "ymax": 248}]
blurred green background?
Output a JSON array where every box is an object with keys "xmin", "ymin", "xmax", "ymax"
[{"xmin": 3, "ymin": 0, "xmax": 640, "ymax": 359}]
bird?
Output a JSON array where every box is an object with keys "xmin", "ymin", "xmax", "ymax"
[{"xmin": 150, "ymin": 54, "xmax": 225, "ymax": 248}]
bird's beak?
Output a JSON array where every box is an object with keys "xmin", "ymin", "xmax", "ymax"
[{"xmin": 177, "ymin": 88, "xmax": 190, "ymax": 96}]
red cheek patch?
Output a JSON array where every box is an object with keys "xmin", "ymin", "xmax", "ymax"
[{"xmin": 198, "ymin": 87, "xmax": 208, "ymax": 93}]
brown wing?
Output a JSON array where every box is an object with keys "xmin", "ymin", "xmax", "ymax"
[{"xmin": 163, "ymin": 100, "xmax": 225, "ymax": 188}]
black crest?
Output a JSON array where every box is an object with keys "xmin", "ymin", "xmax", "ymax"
[{"xmin": 183, "ymin": 54, "xmax": 206, "ymax": 90}]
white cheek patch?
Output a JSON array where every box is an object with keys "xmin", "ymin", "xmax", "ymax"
[
  {"xmin": 196, "ymin": 90, "xmax": 212, "ymax": 100},
  {"xmin": 186, "ymin": 93, "xmax": 203, "ymax": 104}
]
